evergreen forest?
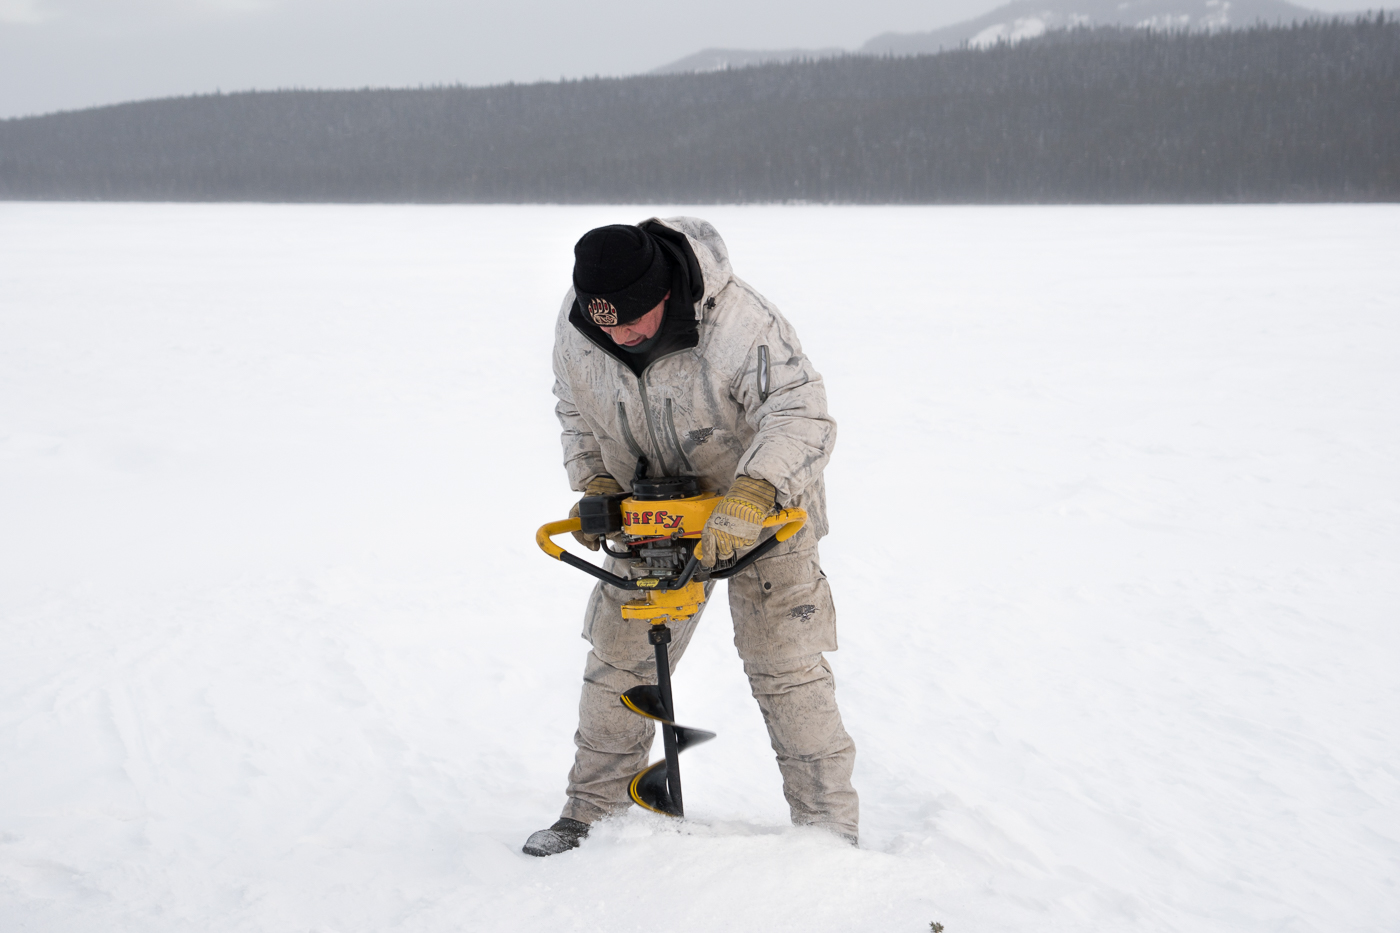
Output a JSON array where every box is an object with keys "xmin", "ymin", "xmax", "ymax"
[{"xmin": 0, "ymin": 18, "xmax": 1395, "ymax": 203}]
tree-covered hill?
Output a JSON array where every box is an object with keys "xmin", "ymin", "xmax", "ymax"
[{"xmin": 1, "ymin": 18, "xmax": 1395, "ymax": 203}]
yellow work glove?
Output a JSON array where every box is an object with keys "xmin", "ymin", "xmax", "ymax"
[
  {"xmin": 569, "ymin": 474, "xmax": 624, "ymax": 550},
  {"xmin": 699, "ymin": 476, "xmax": 777, "ymax": 568}
]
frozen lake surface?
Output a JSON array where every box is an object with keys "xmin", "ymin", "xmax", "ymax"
[{"xmin": 2, "ymin": 202, "xmax": 1397, "ymax": 932}]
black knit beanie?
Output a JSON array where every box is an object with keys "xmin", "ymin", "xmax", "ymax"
[{"xmin": 572, "ymin": 224, "xmax": 671, "ymax": 326}]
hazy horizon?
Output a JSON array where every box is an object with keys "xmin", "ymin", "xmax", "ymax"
[{"xmin": 0, "ymin": 0, "xmax": 1376, "ymax": 120}]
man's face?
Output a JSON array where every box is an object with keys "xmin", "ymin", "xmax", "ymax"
[{"xmin": 600, "ymin": 293, "xmax": 668, "ymax": 347}]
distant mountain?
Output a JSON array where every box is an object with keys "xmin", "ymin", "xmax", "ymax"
[
  {"xmin": 651, "ymin": 0, "xmax": 1329, "ymax": 72},
  {"xmin": 650, "ymin": 47, "xmax": 845, "ymax": 75},
  {"xmin": 861, "ymin": 0, "xmax": 1326, "ymax": 54}
]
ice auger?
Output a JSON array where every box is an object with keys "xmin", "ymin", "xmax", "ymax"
[{"xmin": 536, "ymin": 465, "xmax": 806, "ymax": 817}]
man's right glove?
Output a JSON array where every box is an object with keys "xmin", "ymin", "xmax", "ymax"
[
  {"xmin": 699, "ymin": 475, "xmax": 777, "ymax": 568},
  {"xmin": 569, "ymin": 474, "xmax": 624, "ymax": 550}
]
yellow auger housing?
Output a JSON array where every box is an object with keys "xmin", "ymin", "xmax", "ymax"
[{"xmin": 616, "ymin": 490, "xmax": 721, "ymax": 539}]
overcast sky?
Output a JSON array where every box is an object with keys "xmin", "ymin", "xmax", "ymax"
[{"xmin": 0, "ymin": 0, "xmax": 1367, "ymax": 119}]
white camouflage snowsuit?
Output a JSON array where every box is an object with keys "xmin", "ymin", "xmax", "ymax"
[{"xmin": 552, "ymin": 216, "xmax": 858, "ymax": 838}]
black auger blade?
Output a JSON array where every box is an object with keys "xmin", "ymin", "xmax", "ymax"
[
  {"xmin": 620, "ymin": 685, "xmax": 669, "ymax": 721},
  {"xmin": 620, "ymin": 685, "xmax": 715, "ymax": 815},
  {"xmin": 620, "ymin": 687, "xmax": 716, "ymax": 751},
  {"xmin": 629, "ymin": 759, "xmax": 679, "ymax": 816},
  {"xmin": 672, "ymin": 725, "xmax": 716, "ymax": 753}
]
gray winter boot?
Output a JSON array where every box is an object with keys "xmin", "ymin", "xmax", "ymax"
[{"xmin": 522, "ymin": 818, "xmax": 590, "ymax": 857}]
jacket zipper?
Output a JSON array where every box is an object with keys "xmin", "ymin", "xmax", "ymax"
[
  {"xmin": 615, "ymin": 401, "xmax": 645, "ymax": 460},
  {"xmin": 757, "ymin": 345, "xmax": 771, "ymax": 404},
  {"xmin": 663, "ymin": 397, "xmax": 695, "ymax": 473}
]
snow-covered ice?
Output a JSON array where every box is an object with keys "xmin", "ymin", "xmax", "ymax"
[{"xmin": 2, "ymin": 202, "xmax": 1397, "ymax": 932}]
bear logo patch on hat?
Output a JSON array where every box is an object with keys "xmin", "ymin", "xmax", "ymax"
[{"xmin": 587, "ymin": 298, "xmax": 619, "ymax": 326}]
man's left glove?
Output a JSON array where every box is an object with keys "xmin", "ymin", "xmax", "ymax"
[
  {"xmin": 569, "ymin": 474, "xmax": 624, "ymax": 550},
  {"xmin": 699, "ymin": 476, "xmax": 777, "ymax": 568}
]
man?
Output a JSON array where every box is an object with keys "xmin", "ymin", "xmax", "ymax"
[{"xmin": 523, "ymin": 218, "xmax": 857, "ymax": 856}]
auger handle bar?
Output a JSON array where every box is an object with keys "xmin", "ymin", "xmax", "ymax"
[{"xmin": 536, "ymin": 510, "xmax": 808, "ymax": 591}]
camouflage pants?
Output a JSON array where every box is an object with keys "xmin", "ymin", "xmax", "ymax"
[{"xmin": 560, "ymin": 544, "xmax": 859, "ymax": 838}]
